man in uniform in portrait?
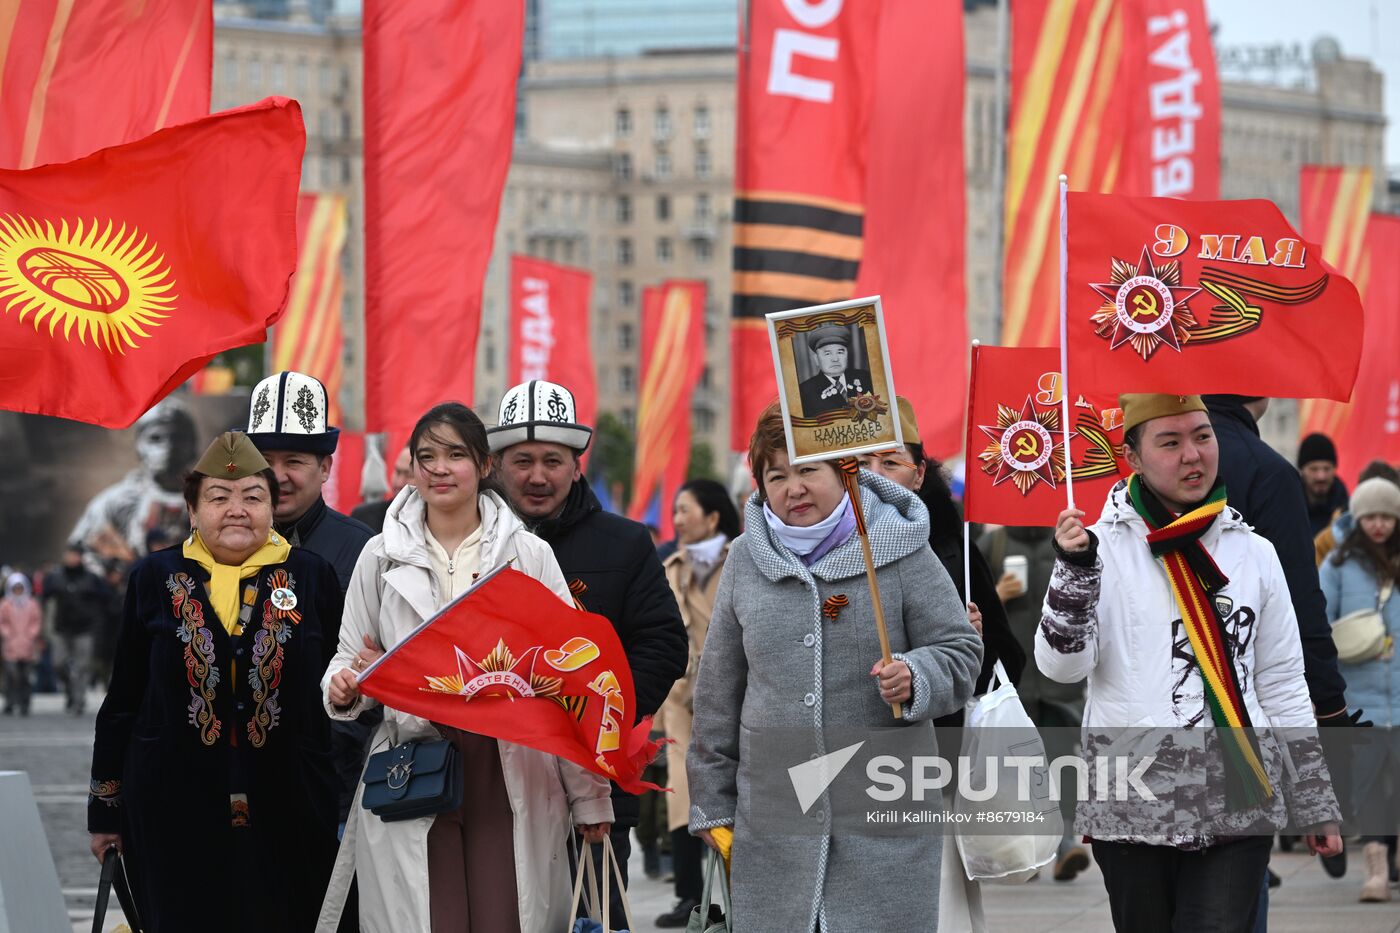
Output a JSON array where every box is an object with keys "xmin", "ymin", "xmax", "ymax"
[{"xmin": 797, "ymin": 325, "xmax": 874, "ymax": 418}]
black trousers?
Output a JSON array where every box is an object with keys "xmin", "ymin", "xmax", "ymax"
[
  {"xmin": 1092, "ymin": 836, "xmax": 1272, "ymax": 933},
  {"xmin": 672, "ymin": 827, "xmax": 704, "ymax": 901}
]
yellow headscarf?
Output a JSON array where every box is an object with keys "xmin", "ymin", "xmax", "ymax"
[{"xmin": 183, "ymin": 530, "xmax": 291, "ymax": 636}]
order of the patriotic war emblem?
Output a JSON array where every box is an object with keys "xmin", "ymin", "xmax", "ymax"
[
  {"xmin": 977, "ymin": 396, "xmax": 1074, "ymax": 495},
  {"xmin": 1089, "ymin": 247, "xmax": 1200, "ymax": 360}
]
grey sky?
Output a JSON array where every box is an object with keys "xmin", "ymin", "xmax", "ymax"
[{"xmin": 1211, "ymin": 0, "xmax": 1398, "ymax": 164}]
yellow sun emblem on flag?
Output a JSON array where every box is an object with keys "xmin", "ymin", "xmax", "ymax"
[{"xmin": 0, "ymin": 215, "xmax": 175, "ymax": 353}]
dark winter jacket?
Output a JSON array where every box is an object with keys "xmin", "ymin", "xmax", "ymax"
[
  {"xmin": 46, "ymin": 563, "xmax": 108, "ymax": 636},
  {"xmin": 275, "ymin": 494, "xmax": 378, "ymax": 823},
  {"xmin": 530, "ymin": 475, "xmax": 688, "ymax": 824},
  {"xmin": 89, "ymin": 547, "xmax": 343, "ymax": 932},
  {"xmin": 1206, "ymin": 398, "xmax": 1348, "ymax": 717},
  {"xmin": 982, "ymin": 524, "xmax": 1085, "ymax": 711},
  {"xmin": 275, "ymin": 495, "xmax": 374, "ymax": 591},
  {"xmin": 1306, "ymin": 477, "xmax": 1350, "ymax": 537},
  {"xmin": 349, "ymin": 497, "xmax": 392, "ymax": 535},
  {"xmin": 918, "ymin": 470, "xmax": 1024, "ymax": 728}
]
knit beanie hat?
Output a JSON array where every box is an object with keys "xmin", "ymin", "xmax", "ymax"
[
  {"xmin": 1297, "ymin": 433, "xmax": 1338, "ymax": 468},
  {"xmin": 1349, "ymin": 477, "xmax": 1400, "ymax": 521}
]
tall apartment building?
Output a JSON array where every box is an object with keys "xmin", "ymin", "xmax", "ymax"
[{"xmin": 212, "ymin": 5, "xmax": 366, "ymax": 421}]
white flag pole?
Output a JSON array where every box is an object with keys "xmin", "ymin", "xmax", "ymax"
[
  {"xmin": 963, "ymin": 339, "xmax": 979, "ymax": 609},
  {"xmin": 1058, "ymin": 174, "xmax": 1076, "ymax": 512}
]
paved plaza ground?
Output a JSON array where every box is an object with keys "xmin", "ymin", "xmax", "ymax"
[{"xmin": 3, "ymin": 690, "xmax": 1399, "ymax": 933}]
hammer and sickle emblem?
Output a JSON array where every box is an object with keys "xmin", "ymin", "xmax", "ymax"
[
  {"xmin": 1131, "ymin": 291, "xmax": 1159, "ymax": 318},
  {"xmin": 1014, "ymin": 433, "xmax": 1040, "ymax": 460}
]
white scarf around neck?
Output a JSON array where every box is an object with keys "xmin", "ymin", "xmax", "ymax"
[
  {"xmin": 683, "ymin": 529, "xmax": 728, "ymax": 565},
  {"xmin": 763, "ymin": 492, "xmax": 852, "ymax": 557}
]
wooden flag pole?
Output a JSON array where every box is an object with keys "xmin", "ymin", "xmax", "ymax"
[
  {"xmin": 837, "ymin": 458, "xmax": 902, "ymax": 719},
  {"xmin": 1057, "ymin": 174, "xmax": 1077, "ymax": 511}
]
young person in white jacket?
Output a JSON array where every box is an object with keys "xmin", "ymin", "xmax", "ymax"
[
  {"xmin": 318, "ymin": 403, "xmax": 613, "ymax": 933},
  {"xmin": 1035, "ymin": 393, "xmax": 1341, "ymax": 933}
]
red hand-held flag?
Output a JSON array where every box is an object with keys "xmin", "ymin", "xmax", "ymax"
[{"xmin": 357, "ymin": 566, "xmax": 666, "ymax": 795}]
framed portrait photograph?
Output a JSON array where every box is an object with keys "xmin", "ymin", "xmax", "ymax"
[{"xmin": 766, "ymin": 295, "xmax": 902, "ymax": 464}]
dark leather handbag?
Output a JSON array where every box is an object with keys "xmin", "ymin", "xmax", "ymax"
[{"xmin": 361, "ymin": 739, "xmax": 462, "ymax": 822}]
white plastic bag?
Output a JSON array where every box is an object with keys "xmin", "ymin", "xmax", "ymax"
[{"xmin": 953, "ymin": 661, "xmax": 1062, "ymax": 884}]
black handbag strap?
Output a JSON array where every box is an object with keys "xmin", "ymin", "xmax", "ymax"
[
  {"xmin": 94, "ymin": 847, "xmax": 143, "ymax": 933},
  {"xmin": 92, "ymin": 848, "xmax": 116, "ymax": 933}
]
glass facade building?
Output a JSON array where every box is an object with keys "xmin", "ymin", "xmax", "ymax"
[{"xmin": 534, "ymin": 0, "xmax": 737, "ymax": 59}]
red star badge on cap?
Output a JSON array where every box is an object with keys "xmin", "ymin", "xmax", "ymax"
[{"xmin": 225, "ymin": 461, "xmax": 237, "ymax": 473}]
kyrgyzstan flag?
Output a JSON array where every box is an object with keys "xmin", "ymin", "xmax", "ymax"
[
  {"xmin": 964, "ymin": 345, "xmax": 1127, "ymax": 527},
  {"xmin": 357, "ymin": 565, "xmax": 665, "ymax": 795},
  {"xmin": 1066, "ymin": 192, "xmax": 1363, "ymax": 401},
  {"xmin": 0, "ymin": 97, "xmax": 304, "ymax": 427}
]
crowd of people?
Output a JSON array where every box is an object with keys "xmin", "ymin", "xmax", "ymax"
[{"xmin": 0, "ymin": 361, "xmax": 1394, "ymax": 932}]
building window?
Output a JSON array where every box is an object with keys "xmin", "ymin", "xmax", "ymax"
[
  {"xmin": 615, "ymin": 153, "xmax": 632, "ymax": 181},
  {"xmin": 695, "ymin": 145, "xmax": 711, "ymax": 179},
  {"xmin": 656, "ymin": 195, "xmax": 671, "ymax": 222},
  {"xmin": 296, "ymin": 59, "xmax": 309, "ymax": 94},
  {"xmin": 655, "ymin": 106, "xmax": 671, "ymax": 140},
  {"xmin": 616, "ymin": 107, "xmax": 632, "ymax": 137},
  {"xmin": 693, "ymin": 238, "xmax": 713, "ymax": 262},
  {"xmin": 695, "ymin": 193, "xmax": 711, "ymax": 220},
  {"xmin": 619, "ymin": 280, "xmax": 635, "ymax": 307},
  {"xmin": 657, "ymin": 237, "xmax": 673, "ymax": 262},
  {"xmin": 694, "ymin": 407, "xmax": 715, "ymax": 433},
  {"xmin": 620, "ymin": 366, "xmax": 636, "ymax": 393},
  {"xmin": 247, "ymin": 57, "xmax": 262, "ymax": 87},
  {"xmin": 622, "ymin": 408, "xmax": 635, "ymax": 431},
  {"xmin": 656, "ymin": 152, "xmax": 672, "ymax": 180},
  {"xmin": 618, "ymin": 322, "xmax": 635, "ymax": 350},
  {"xmin": 320, "ymin": 61, "xmax": 333, "ymax": 93},
  {"xmin": 219, "ymin": 53, "xmax": 236, "ymax": 86},
  {"xmin": 271, "ymin": 59, "xmax": 286, "ymax": 89},
  {"xmin": 694, "ymin": 104, "xmax": 710, "ymax": 138},
  {"xmin": 700, "ymin": 366, "xmax": 713, "ymax": 389},
  {"xmin": 618, "ymin": 238, "xmax": 634, "ymax": 266},
  {"xmin": 617, "ymin": 195, "xmax": 632, "ymax": 223}
]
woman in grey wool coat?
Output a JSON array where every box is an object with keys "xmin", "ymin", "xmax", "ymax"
[{"xmin": 687, "ymin": 403, "xmax": 984, "ymax": 932}]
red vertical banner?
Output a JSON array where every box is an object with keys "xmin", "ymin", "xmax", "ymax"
[
  {"xmin": 271, "ymin": 193, "xmax": 349, "ymax": 425},
  {"xmin": 630, "ymin": 281, "xmax": 706, "ymax": 538},
  {"xmin": 1300, "ymin": 214, "xmax": 1400, "ymax": 487},
  {"xmin": 0, "ymin": 0, "xmax": 211, "ymax": 169},
  {"xmin": 852, "ymin": 0, "xmax": 965, "ymax": 458},
  {"xmin": 964, "ymin": 345, "xmax": 1126, "ymax": 527},
  {"xmin": 1003, "ymin": 0, "xmax": 1219, "ymax": 348},
  {"xmin": 1296, "ymin": 165, "xmax": 1374, "ymax": 443},
  {"xmin": 362, "ymin": 2, "xmax": 523, "ymax": 435},
  {"xmin": 729, "ymin": 0, "xmax": 882, "ymax": 450},
  {"xmin": 325, "ymin": 429, "xmax": 365, "ymax": 514},
  {"xmin": 507, "ymin": 255, "xmax": 596, "ymax": 434},
  {"xmin": 1124, "ymin": 1, "xmax": 1220, "ymax": 200}
]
